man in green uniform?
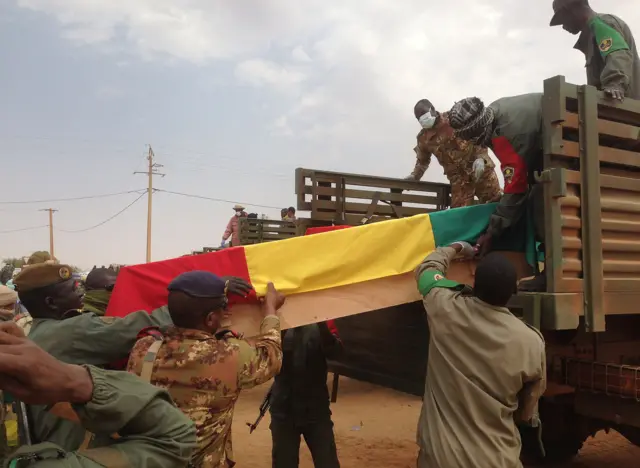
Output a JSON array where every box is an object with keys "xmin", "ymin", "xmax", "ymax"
[
  {"xmin": 448, "ymin": 94, "xmax": 546, "ymax": 291},
  {"xmin": 407, "ymin": 99, "xmax": 502, "ymax": 207},
  {"xmin": 550, "ymin": 0, "xmax": 640, "ymax": 101},
  {"xmin": 127, "ymin": 271, "xmax": 283, "ymax": 467},
  {"xmin": 0, "ymin": 321, "xmax": 196, "ymax": 467},
  {"xmin": 12, "ymin": 263, "xmax": 175, "ymax": 450},
  {"xmin": 82, "ymin": 266, "xmax": 117, "ymax": 315}
]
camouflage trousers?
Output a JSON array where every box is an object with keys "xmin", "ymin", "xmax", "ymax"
[{"xmin": 450, "ymin": 168, "xmax": 502, "ymax": 208}]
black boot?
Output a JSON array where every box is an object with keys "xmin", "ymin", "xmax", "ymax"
[{"xmin": 518, "ymin": 273, "xmax": 547, "ymax": 292}]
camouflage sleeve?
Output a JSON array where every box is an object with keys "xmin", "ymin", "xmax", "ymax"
[
  {"xmin": 236, "ymin": 315, "xmax": 282, "ymax": 390},
  {"xmin": 594, "ymin": 16, "xmax": 633, "ymax": 93},
  {"xmin": 68, "ymin": 309, "xmax": 173, "ymax": 366},
  {"xmin": 6, "ymin": 366, "xmax": 196, "ymax": 467},
  {"xmin": 407, "ymin": 144, "xmax": 431, "ymax": 181}
]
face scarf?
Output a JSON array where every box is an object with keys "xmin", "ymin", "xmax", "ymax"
[
  {"xmin": 83, "ymin": 289, "xmax": 112, "ymax": 316},
  {"xmin": 448, "ymin": 97, "xmax": 495, "ymax": 146}
]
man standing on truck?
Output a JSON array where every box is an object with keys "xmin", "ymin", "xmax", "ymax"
[
  {"xmin": 406, "ymin": 99, "xmax": 502, "ymax": 208},
  {"xmin": 550, "ymin": 0, "xmax": 640, "ymax": 101},
  {"xmin": 448, "ymin": 94, "xmax": 546, "ymax": 292},
  {"xmin": 414, "ymin": 241, "xmax": 546, "ymax": 468},
  {"xmin": 221, "ymin": 204, "xmax": 248, "ymax": 247}
]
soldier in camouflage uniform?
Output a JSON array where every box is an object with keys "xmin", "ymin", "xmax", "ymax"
[
  {"xmin": 407, "ymin": 99, "xmax": 502, "ymax": 208},
  {"xmin": 127, "ymin": 271, "xmax": 284, "ymax": 468}
]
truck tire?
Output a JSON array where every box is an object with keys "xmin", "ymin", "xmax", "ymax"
[{"xmin": 520, "ymin": 399, "xmax": 588, "ymax": 464}]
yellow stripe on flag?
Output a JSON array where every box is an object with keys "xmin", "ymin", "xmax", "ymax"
[{"xmin": 244, "ymin": 214, "xmax": 436, "ymax": 296}]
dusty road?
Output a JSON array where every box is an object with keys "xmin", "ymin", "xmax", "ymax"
[{"xmin": 232, "ymin": 377, "xmax": 640, "ymax": 467}]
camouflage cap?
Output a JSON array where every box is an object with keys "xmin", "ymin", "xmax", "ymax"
[
  {"xmin": 0, "ymin": 285, "xmax": 17, "ymax": 307},
  {"xmin": 14, "ymin": 263, "xmax": 74, "ymax": 293},
  {"xmin": 550, "ymin": 0, "xmax": 582, "ymax": 26}
]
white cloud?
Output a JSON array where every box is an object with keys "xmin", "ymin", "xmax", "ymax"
[
  {"xmin": 16, "ymin": 0, "xmax": 640, "ymax": 169},
  {"xmin": 234, "ymin": 59, "xmax": 307, "ymax": 89}
]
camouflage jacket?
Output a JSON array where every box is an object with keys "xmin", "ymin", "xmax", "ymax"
[
  {"xmin": 409, "ymin": 117, "xmax": 494, "ymax": 182},
  {"xmin": 127, "ymin": 316, "xmax": 282, "ymax": 468}
]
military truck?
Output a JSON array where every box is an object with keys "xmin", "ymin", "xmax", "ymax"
[{"xmin": 196, "ymin": 75, "xmax": 640, "ymax": 463}]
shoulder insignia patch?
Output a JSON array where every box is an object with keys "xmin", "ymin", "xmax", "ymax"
[
  {"xmin": 503, "ymin": 166, "xmax": 514, "ymax": 185},
  {"xmin": 433, "ymin": 273, "xmax": 444, "ymax": 281},
  {"xmin": 59, "ymin": 267, "xmax": 71, "ymax": 280},
  {"xmin": 599, "ymin": 37, "xmax": 613, "ymax": 53}
]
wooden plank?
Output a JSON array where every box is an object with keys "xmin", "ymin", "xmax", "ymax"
[
  {"xmin": 562, "ymin": 82, "xmax": 640, "ymax": 126},
  {"xmin": 554, "ymin": 141, "xmax": 640, "ymax": 168},
  {"xmin": 302, "ymin": 185, "xmax": 443, "ymax": 205},
  {"xmin": 564, "ymin": 170, "xmax": 640, "ymax": 192},
  {"xmin": 564, "ymin": 112, "xmax": 640, "ymax": 142},
  {"xmin": 311, "ymin": 200, "xmax": 430, "ymax": 217}
]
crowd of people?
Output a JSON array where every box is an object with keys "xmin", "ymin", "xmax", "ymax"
[{"xmin": 0, "ymin": 1, "xmax": 638, "ymax": 467}]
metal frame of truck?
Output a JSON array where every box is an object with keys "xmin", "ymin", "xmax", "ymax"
[{"xmin": 508, "ymin": 76, "xmax": 640, "ymax": 462}]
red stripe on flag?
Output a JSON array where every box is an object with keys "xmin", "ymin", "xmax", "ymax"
[
  {"xmin": 305, "ymin": 225, "xmax": 352, "ymax": 236},
  {"xmin": 105, "ymin": 246, "xmax": 252, "ymax": 318}
]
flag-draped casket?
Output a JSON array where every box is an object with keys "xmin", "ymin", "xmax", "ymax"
[{"xmin": 106, "ymin": 203, "xmax": 533, "ymax": 336}]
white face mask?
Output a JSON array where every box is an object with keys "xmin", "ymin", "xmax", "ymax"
[
  {"xmin": 418, "ymin": 111, "xmax": 437, "ymax": 129},
  {"xmin": 235, "ymin": 211, "xmax": 242, "ymax": 217}
]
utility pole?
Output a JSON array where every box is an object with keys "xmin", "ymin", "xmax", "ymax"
[
  {"xmin": 39, "ymin": 208, "xmax": 58, "ymax": 260},
  {"xmin": 134, "ymin": 145, "xmax": 165, "ymax": 263}
]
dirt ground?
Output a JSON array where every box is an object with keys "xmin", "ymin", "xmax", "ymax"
[{"xmin": 232, "ymin": 377, "xmax": 640, "ymax": 468}]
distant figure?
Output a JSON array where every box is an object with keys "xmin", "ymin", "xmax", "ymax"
[
  {"xmin": 407, "ymin": 99, "xmax": 501, "ymax": 208},
  {"xmin": 550, "ymin": 0, "xmax": 640, "ymax": 101},
  {"xmin": 0, "ymin": 285, "xmax": 17, "ymax": 321},
  {"xmin": 281, "ymin": 208, "xmax": 288, "ymax": 220},
  {"xmin": 221, "ymin": 204, "xmax": 248, "ymax": 247},
  {"xmin": 283, "ymin": 207, "xmax": 296, "ymax": 222}
]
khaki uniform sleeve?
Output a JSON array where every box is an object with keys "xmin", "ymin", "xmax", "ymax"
[
  {"xmin": 236, "ymin": 315, "xmax": 283, "ymax": 390},
  {"xmin": 414, "ymin": 246, "xmax": 457, "ymax": 281},
  {"xmin": 515, "ymin": 332, "xmax": 547, "ymax": 424},
  {"xmin": 5, "ymin": 366, "xmax": 196, "ymax": 468},
  {"xmin": 68, "ymin": 309, "xmax": 173, "ymax": 366}
]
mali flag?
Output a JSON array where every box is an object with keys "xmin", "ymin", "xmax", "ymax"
[{"xmin": 105, "ymin": 203, "xmax": 532, "ymax": 334}]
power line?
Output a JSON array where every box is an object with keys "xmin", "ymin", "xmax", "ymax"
[
  {"xmin": 0, "ymin": 190, "xmax": 146, "ymax": 205},
  {"xmin": 155, "ymin": 189, "xmax": 284, "ymax": 210},
  {"xmin": 0, "ymin": 225, "xmax": 48, "ymax": 234},
  {"xmin": 57, "ymin": 191, "xmax": 147, "ymax": 233}
]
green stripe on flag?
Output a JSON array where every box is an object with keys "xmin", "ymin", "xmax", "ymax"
[{"xmin": 429, "ymin": 203, "xmax": 539, "ymax": 266}]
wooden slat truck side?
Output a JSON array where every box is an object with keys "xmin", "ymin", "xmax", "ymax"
[{"xmin": 508, "ymin": 76, "xmax": 640, "ymax": 463}]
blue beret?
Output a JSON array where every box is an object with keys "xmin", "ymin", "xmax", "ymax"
[{"xmin": 167, "ymin": 271, "xmax": 227, "ymax": 298}]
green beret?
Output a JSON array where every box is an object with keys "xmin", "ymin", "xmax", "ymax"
[{"xmin": 14, "ymin": 263, "xmax": 74, "ymax": 293}]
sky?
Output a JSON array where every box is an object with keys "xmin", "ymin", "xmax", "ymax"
[{"xmin": 1, "ymin": 0, "xmax": 639, "ymax": 269}]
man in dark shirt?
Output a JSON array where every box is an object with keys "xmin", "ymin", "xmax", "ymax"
[{"xmin": 269, "ymin": 321, "xmax": 343, "ymax": 468}]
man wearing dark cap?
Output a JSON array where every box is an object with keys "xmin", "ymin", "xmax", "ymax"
[
  {"xmin": 414, "ymin": 242, "xmax": 545, "ymax": 468},
  {"xmin": 406, "ymin": 99, "xmax": 501, "ymax": 208},
  {"xmin": 127, "ymin": 271, "xmax": 284, "ymax": 468},
  {"xmin": 83, "ymin": 266, "xmax": 118, "ymax": 315},
  {"xmin": 448, "ymin": 94, "xmax": 546, "ymax": 291},
  {"xmin": 550, "ymin": 0, "xmax": 640, "ymax": 101},
  {"xmin": 12, "ymin": 262, "xmax": 176, "ymax": 450}
]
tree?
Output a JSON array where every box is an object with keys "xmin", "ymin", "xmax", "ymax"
[{"xmin": 2, "ymin": 258, "xmax": 25, "ymax": 268}]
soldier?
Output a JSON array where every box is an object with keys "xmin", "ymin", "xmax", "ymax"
[
  {"xmin": 550, "ymin": 0, "xmax": 640, "ymax": 101},
  {"xmin": 407, "ymin": 99, "xmax": 502, "ymax": 208},
  {"xmin": 221, "ymin": 204, "xmax": 248, "ymax": 247},
  {"xmin": 269, "ymin": 321, "xmax": 343, "ymax": 468},
  {"xmin": 0, "ymin": 321, "xmax": 196, "ymax": 467},
  {"xmin": 414, "ymin": 242, "xmax": 545, "ymax": 468},
  {"xmin": 448, "ymin": 94, "xmax": 546, "ymax": 291},
  {"xmin": 12, "ymin": 262, "xmax": 175, "ymax": 450},
  {"xmin": 0, "ymin": 285, "xmax": 17, "ymax": 322},
  {"xmin": 127, "ymin": 271, "xmax": 284, "ymax": 467},
  {"xmin": 83, "ymin": 266, "xmax": 118, "ymax": 315}
]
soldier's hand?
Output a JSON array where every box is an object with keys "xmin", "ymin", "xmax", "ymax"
[
  {"xmin": 222, "ymin": 276, "xmax": 254, "ymax": 298},
  {"xmin": 451, "ymin": 241, "xmax": 475, "ymax": 259},
  {"xmin": 604, "ymin": 87, "xmax": 625, "ymax": 102},
  {"xmin": 475, "ymin": 233, "xmax": 493, "ymax": 258},
  {"xmin": 0, "ymin": 322, "xmax": 93, "ymax": 405},
  {"xmin": 263, "ymin": 282, "xmax": 286, "ymax": 313}
]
